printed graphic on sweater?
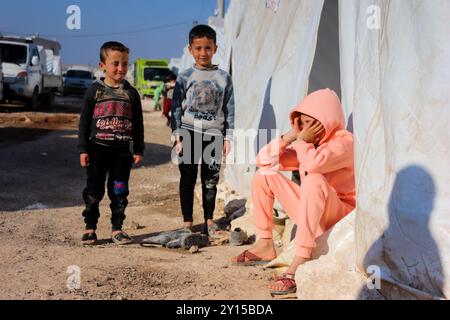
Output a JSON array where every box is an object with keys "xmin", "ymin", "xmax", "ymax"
[
  {"xmin": 185, "ymin": 80, "xmax": 221, "ymax": 121},
  {"xmin": 96, "ymin": 117, "xmax": 132, "ymax": 132},
  {"xmin": 93, "ymin": 88, "xmax": 133, "ymax": 141},
  {"xmin": 93, "ymin": 100, "xmax": 133, "ymax": 118}
]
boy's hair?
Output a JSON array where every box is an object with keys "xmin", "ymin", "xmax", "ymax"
[
  {"xmin": 189, "ymin": 25, "xmax": 216, "ymax": 45},
  {"xmin": 99, "ymin": 41, "xmax": 129, "ymax": 63},
  {"xmin": 167, "ymin": 72, "xmax": 177, "ymax": 81}
]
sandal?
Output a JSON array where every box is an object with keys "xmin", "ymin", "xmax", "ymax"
[
  {"xmin": 111, "ymin": 231, "xmax": 133, "ymax": 245},
  {"xmin": 269, "ymin": 273, "xmax": 297, "ymax": 296},
  {"xmin": 81, "ymin": 232, "xmax": 97, "ymax": 245},
  {"xmin": 231, "ymin": 250, "xmax": 272, "ymax": 266},
  {"xmin": 204, "ymin": 221, "xmax": 221, "ymax": 238},
  {"xmin": 204, "ymin": 221, "xmax": 226, "ymax": 240}
]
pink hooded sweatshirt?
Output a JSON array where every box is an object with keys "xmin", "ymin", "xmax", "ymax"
[{"xmin": 255, "ymin": 89, "xmax": 355, "ymax": 209}]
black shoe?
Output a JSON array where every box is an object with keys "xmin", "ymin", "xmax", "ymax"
[{"xmin": 81, "ymin": 232, "xmax": 97, "ymax": 245}]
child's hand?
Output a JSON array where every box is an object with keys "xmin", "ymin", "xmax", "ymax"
[
  {"xmin": 283, "ymin": 129, "xmax": 298, "ymax": 145},
  {"xmin": 223, "ymin": 140, "xmax": 231, "ymax": 157},
  {"xmin": 133, "ymin": 154, "xmax": 143, "ymax": 166},
  {"xmin": 80, "ymin": 153, "xmax": 89, "ymax": 167},
  {"xmin": 287, "ymin": 116, "xmax": 303, "ymax": 143},
  {"xmin": 175, "ymin": 140, "xmax": 183, "ymax": 156},
  {"xmin": 294, "ymin": 118, "xmax": 325, "ymax": 144}
]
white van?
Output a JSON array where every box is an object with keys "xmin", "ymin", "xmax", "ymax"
[{"xmin": 0, "ymin": 35, "xmax": 62, "ymax": 109}]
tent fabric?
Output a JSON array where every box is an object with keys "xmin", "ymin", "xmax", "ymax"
[
  {"xmin": 223, "ymin": 0, "xmax": 325, "ymax": 197},
  {"xmin": 340, "ymin": 0, "xmax": 450, "ymax": 299}
]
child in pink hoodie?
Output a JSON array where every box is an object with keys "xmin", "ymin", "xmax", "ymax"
[{"xmin": 231, "ymin": 89, "xmax": 355, "ymax": 296}]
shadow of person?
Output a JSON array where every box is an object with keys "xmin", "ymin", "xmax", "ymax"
[
  {"xmin": 255, "ymin": 77, "xmax": 277, "ymax": 153},
  {"xmin": 357, "ymin": 165, "xmax": 444, "ymax": 299},
  {"xmin": 346, "ymin": 112, "xmax": 353, "ymax": 133},
  {"xmin": 139, "ymin": 142, "xmax": 173, "ymax": 167}
]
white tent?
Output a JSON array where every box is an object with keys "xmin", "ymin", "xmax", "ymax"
[
  {"xmin": 340, "ymin": 0, "xmax": 450, "ymax": 299},
  {"xmin": 223, "ymin": 0, "xmax": 324, "ymax": 195}
]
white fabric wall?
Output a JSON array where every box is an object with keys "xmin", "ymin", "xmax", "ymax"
[
  {"xmin": 338, "ymin": 0, "xmax": 357, "ymax": 120},
  {"xmin": 224, "ymin": 0, "xmax": 324, "ymax": 197},
  {"xmin": 178, "ymin": 46, "xmax": 194, "ymax": 72},
  {"xmin": 209, "ymin": 17, "xmax": 226, "ymax": 68},
  {"xmin": 340, "ymin": 0, "xmax": 450, "ymax": 299}
]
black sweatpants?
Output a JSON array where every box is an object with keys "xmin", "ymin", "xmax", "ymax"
[
  {"xmin": 178, "ymin": 130, "xmax": 223, "ymax": 222},
  {"xmin": 82, "ymin": 143, "xmax": 133, "ymax": 231}
]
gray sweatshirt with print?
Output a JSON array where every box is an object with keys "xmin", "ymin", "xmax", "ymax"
[{"xmin": 170, "ymin": 65, "xmax": 235, "ymax": 140}]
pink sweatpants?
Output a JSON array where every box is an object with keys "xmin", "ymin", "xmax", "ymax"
[{"xmin": 252, "ymin": 170, "xmax": 352, "ymax": 258}]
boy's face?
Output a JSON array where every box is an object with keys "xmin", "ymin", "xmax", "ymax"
[
  {"xmin": 189, "ymin": 37, "xmax": 217, "ymax": 68},
  {"xmin": 99, "ymin": 49, "xmax": 129, "ymax": 85}
]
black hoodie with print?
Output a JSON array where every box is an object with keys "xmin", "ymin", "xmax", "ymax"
[{"xmin": 78, "ymin": 79, "xmax": 144, "ymax": 155}]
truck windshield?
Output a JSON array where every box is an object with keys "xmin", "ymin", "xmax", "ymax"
[
  {"xmin": 144, "ymin": 68, "xmax": 172, "ymax": 81},
  {"xmin": 0, "ymin": 43, "xmax": 27, "ymax": 64},
  {"xmin": 66, "ymin": 70, "xmax": 92, "ymax": 79}
]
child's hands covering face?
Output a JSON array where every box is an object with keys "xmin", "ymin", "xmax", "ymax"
[{"xmin": 293, "ymin": 117, "xmax": 325, "ymax": 144}]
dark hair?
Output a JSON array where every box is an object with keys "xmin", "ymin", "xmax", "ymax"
[
  {"xmin": 189, "ymin": 24, "xmax": 216, "ymax": 45},
  {"xmin": 168, "ymin": 72, "xmax": 177, "ymax": 81},
  {"xmin": 99, "ymin": 41, "xmax": 129, "ymax": 63}
]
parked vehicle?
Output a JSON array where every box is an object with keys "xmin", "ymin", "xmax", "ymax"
[
  {"xmin": 62, "ymin": 65, "xmax": 95, "ymax": 96},
  {"xmin": 0, "ymin": 47, "xmax": 3, "ymax": 102},
  {"xmin": 0, "ymin": 35, "xmax": 62, "ymax": 109},
  {"xmin": 133, "ymin": 58, "xmax": 171, "ymax": 97}
]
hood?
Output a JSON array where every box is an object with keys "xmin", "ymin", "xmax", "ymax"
[
  {"xmin": 289, "ymin": 88, "xmax": 345, "ymax": 144},
  {"xmin": 1, "ymin": 62, "xmax": 26, "ymax": 78}
]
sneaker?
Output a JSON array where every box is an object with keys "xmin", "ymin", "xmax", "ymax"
[{"xmin": 81, "ymin": 232, "xmax": 97, "ymax": 246}]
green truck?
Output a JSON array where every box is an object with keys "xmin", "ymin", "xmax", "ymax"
[{"xmin": 133, "ymin": 58, "xmax": 172, "ymax": 97}]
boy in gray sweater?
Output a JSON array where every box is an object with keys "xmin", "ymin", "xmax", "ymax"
[{"xmin": 171, "ymin": 24, "xmax": 235, "ymax": 234}]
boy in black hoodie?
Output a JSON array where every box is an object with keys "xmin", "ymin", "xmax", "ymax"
[{"xmin": 78, "ymin": 41, "xmax": 144, "ymax": 245}]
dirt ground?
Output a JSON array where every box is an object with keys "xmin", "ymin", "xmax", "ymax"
[{"xmin": 0, "ymin": 96, "xmax": 276, "ymax": 300}]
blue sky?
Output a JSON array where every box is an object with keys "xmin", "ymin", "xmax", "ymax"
[{"xmin": 0, "ymin": 0, "xmax": 229, "ymax": 66}]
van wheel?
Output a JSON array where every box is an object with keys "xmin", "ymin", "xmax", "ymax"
[
  {"xmin": 26, "ymin": 88, "xmax": 39, "ymax": 110},
  {"xmin": 40, "ymin": 92, "xmax": 55, "ymax": 109}
]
